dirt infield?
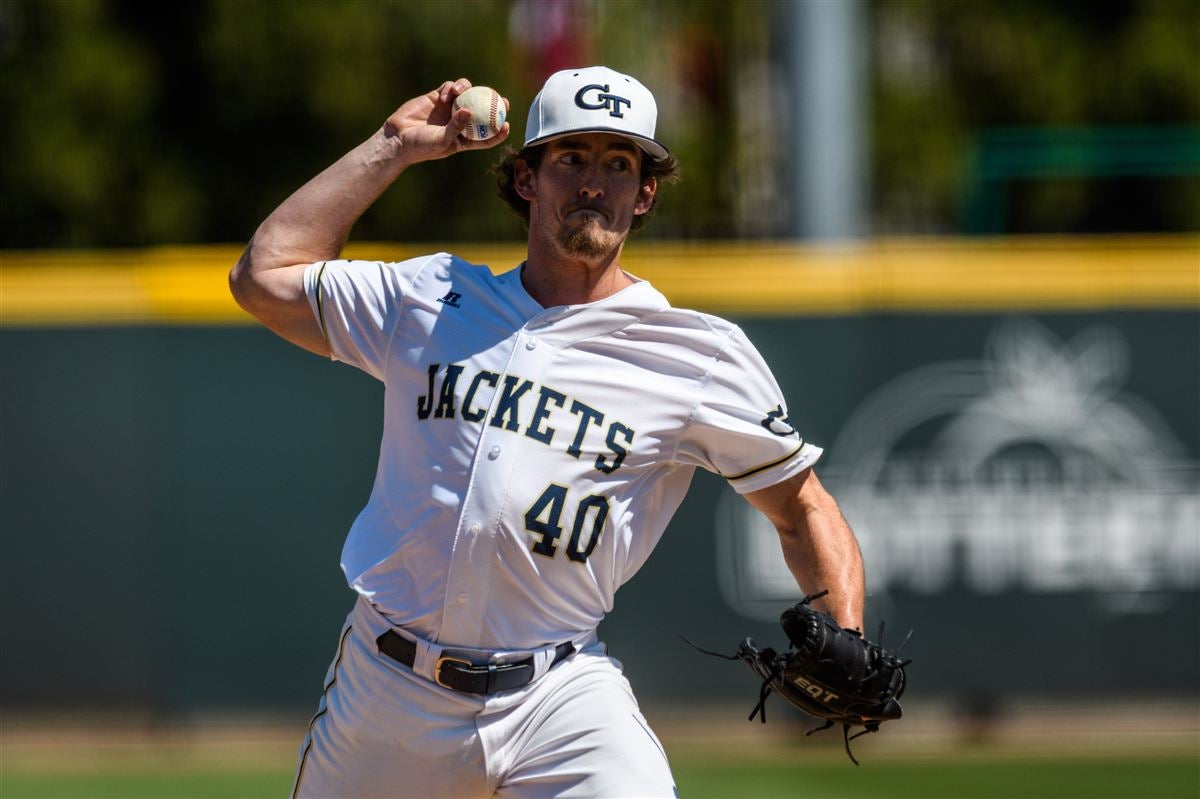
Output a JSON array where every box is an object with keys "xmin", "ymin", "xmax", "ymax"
[
  {"xmin": 3, "ymin": 703, "xmax": 1197, "ymax": 799},
  {"xmin": 645, "ymin": 698, "xmax": 1200, "ymax": 760},
  {"xmin": 4, "ymin": 698, "xmax": 1197, "ymax": 775}
]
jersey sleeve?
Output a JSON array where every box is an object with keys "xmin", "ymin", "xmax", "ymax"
[
  {"xmin": 303, "ymin": 256, "xmax": 437, "ymax": 380},
  {"xmin": 676, "ymin": 326, "xmax": 823, "ymax": 494}
]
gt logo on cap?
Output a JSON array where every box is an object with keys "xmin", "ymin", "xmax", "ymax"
[
  {"xmin": 574, "ymin": 84, "xmax": 632, "ymax": 118},
  {"xmin": 525, "ymin": 67, "xmax": 669, "ymax": 160}
]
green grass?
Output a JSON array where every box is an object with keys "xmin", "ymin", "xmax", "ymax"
[
  {"xmin": 671, "ymin": 755, "xmax": 1200, "ymax": 799},
  {"xmin": 2, "ymin": 755, "xmax": 1197, "ymax": 799},
  {"xmin": 0, "ymin": 771, "xmax": 290, "ymax": 799}
]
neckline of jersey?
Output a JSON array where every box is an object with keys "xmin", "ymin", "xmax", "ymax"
[{"xmin": 506, "ymin": 262, "xmax": 669, "ymax": 327}]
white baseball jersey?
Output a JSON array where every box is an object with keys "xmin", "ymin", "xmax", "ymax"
[{"xmin": 303, "ymin": 253, "xmax": 821, "ymax": 652}]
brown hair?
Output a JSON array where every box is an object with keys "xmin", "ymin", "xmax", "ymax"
[{"xmin": 495, "ymin": 144, "xmax": 680, "ymax": 232}]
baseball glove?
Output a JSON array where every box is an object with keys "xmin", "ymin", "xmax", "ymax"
[{"xmin": 683, "ymin": 591, "xmax": 911, "ymax": 764}]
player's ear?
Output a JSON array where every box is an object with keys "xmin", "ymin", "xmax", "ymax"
[
  {"xmin": 514, "ymin": 159, "xmax": 537, "ymax": 202},
  {"xmin": 633, "ymin": 176, "xmax": 657, "ymax": 216}
]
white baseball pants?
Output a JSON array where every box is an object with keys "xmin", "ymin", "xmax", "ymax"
[{"xmin": 291, "ymin": 597, "xmax": 678, "ymax": 799}]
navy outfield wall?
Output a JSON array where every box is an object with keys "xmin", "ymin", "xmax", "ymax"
[
  {"xmin": 2, "ymin": 309, "xmax": 1196, "ymax": 712},
  {"xmin": 2, "ymin": 237, "xmax": 1200, "ymax": 710}
]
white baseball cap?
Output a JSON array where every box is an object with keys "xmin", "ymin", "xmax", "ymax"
[{"xmin": 524, "ymin": 66, "xmax": 670, "ymax": 161}]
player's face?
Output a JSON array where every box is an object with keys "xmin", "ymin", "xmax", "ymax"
[{"xmin": 524, "ymin": 134, "xmax": 656, "ymax": 261}]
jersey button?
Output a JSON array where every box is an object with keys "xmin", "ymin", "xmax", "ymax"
[
  {"xmin": 456, "ymin": 593, "xmax": 469, "ymax": 605},
  {"xmin": 488, "ymin": 445, "xmax": 501, "ymax": 459},
  {"xmin": 469, "ymin": 523, "xmax": 481, "ymax": 534},
  {"xmin": 525, "ymin": 337, "xmax": 538, "ymax": 350}
]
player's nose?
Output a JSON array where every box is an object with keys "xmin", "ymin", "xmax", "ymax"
[
  {"xmin": 576, "ymin": 164, "xmax": 605, "ymax": 199},
  {"xmin": 578, "ymin": 183, "xmax": 604, "ymax": 200}
]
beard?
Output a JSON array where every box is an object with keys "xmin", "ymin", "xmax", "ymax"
[
  {"xmin": 555, "ymin": 214, "xmax": 621, "ymax": 259},
  {"xmin": 558, "ymin": 225, "xmax": 611, "ymax": 258}
]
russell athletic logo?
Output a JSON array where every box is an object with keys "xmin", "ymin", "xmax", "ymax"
[
  {"xmin": 437, "ymin": 291, "xmax": 462, "ymax": 309},
  {"xmin": 574, "ymin": 84, "xmax": 632, "ymax": 118}
]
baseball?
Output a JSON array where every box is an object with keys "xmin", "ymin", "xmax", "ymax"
[{"xmin": 453, "ymin": 86, "xmax": 506, "ymax": 141}]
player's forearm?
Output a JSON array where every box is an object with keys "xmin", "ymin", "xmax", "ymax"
[
  {"xmin": 239, "ymin": 128, "xmax": 412, "ymax": 275},
  {"xmin": 777, "ymin": 489, "xmax": 865, "ymax": 632}
]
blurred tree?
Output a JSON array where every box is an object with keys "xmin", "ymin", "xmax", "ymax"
[
  {"xmin": 870, "ymin": 0, "xmax": 1200, "ymax": 234},
  {"xmin": 0, "ymin": 0, "xmax": 1196, "ymax": 247},
  {"xmin": 0, "ymin": 0, "xmax": 194, "ymax": 246},
  {"xmin": 197, "ymin": 0, "xmax": 526, "ymax": 244},
  {"xmin": 0, "ymin": 0, "xmax": 528, "ymax": 248}
]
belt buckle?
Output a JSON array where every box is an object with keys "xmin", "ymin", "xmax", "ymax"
[{"xmin": 434, "ymin": 654, "xmax": 473, "ymax": 690}]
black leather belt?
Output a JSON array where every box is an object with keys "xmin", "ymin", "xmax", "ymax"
[{"xmin": 376, "ymin": 630, "xmax": 575, "ymax": 695}]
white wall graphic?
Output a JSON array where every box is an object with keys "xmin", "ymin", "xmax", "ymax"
[{"xmin": 718, "ymin": 319, "xmax": 1199, "ymax": 620}]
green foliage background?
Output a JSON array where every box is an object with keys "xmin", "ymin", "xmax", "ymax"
[{"xmin": 1, "ymin": 0, "xmax": 1197, "ymax": 247}]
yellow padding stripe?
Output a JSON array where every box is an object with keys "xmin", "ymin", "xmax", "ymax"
[{"xmin": 1, "ymin": 237, "xmax": 1196, "ymax": 326}]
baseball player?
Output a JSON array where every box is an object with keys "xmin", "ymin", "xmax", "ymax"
[{"xmin": 230, "ymin": 66, "xmax": 865, "ymax": 798}]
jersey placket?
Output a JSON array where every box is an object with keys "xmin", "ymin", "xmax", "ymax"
[{"xmin": 437, "ymin": 318, "xmax": 560, "ymax": 648}]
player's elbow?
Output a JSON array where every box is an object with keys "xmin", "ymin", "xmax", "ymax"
[
  {"xmin": 228, "ymin": 248, "xmax": 254, "ymax": 310},
  {"xmin": 227, "ymin": 241, "xmax": 279, "ymax": 319}
]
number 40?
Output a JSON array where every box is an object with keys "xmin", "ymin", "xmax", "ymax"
[{"xmin": 524, "ymin": 484, "xmax": 610, "ymax": 564}]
